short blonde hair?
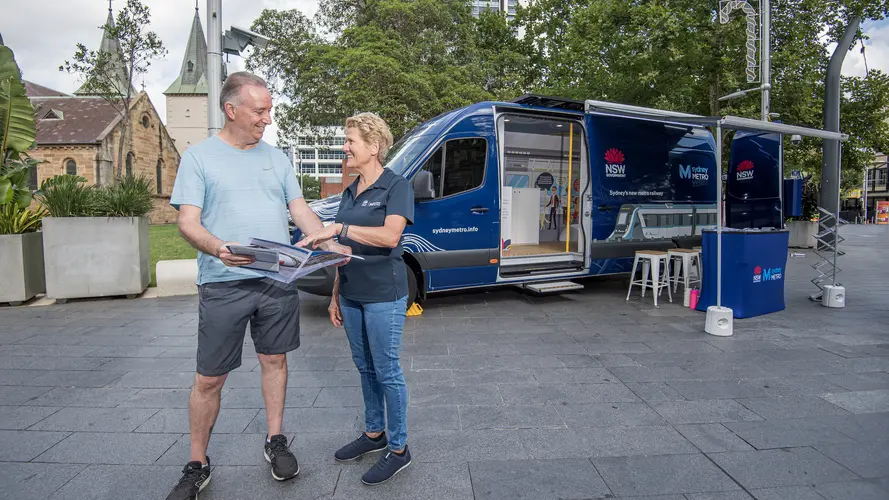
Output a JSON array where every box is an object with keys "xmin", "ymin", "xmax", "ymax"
[{"xmin": 345, "ymin": 112, "xmax": 394, "ymax": 161}]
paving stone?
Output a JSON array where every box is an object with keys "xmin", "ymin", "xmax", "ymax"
[
  {"xmin": 409, "ymin": 384, "xmax": 502, "ymax": 406},
  {"xmin": 245, "ymin": 408, "xmax": 361, "ymax": 434},
  {"xmin": 451, "ymin": 368, "xmax": 538, "ymax": 384},
  {"xmin": 333, "ymin": 461, "xmax": 473, "ymax": 500},
  {"xmin": 593, "ymin": 453, "xmax": 739, "ymax": 497},
  {"xmin": 95, "ymin": 358, "xmax": 187, "ymax": 371},
  {"xmin": 468, "ymin": 459, "xmax": 612, "ymax": 500},
  {"xmin": 0, "ymin": 406, "xmax": 58, "ymax": 430},
  {"xmin": 498, "ymin": 383, "xmax": 640, "ymax": 405},
  {"xmin": 408, "ymin": 429, "xmax": 530, "ymax": 462},
  {"xmin": 27, "ymin": 387, "xmax": 139, "ymax": 407},
  {"xmin": 459, "ymin": 405, "xmax": 565, "ymax": 430},
  {"xmin": 707, "ymin": 447, "xmax": 859, "ymax": 489},
  {"xmin": 0, "ymin": 462, "xmax": 87, "ymax": 500},
  {"xmin": 29, "ymin": 407, "xmax": 158, "ymax": 432},
  {"xmin": 407, "ymin": 405, "xmax": 460, "ymax": 431},
  {"xmin": 593, "ymin": 354, "xmax": 641, "ymax": 367},
  {"xmin": 48, "ymin": 464, "xmax": 184, "ymax": 500},
  {"xmin": 221, "ymin": 388, "xmax": 319, "ymax": 408},
  {"xmin": 0, "ymin": 430, "xmax": 70, "ymax": 461},
  {"xmin": 820, "ymin": 390, "xmax": 889, "ymax": 413},
  {"xmin": 736, "ymin": 396, "xmax": 852, "ymax": 420},
  {"xmin": 652, "ymin": 400, "xmax": 764, "ymax": 425},
  {"xmin": 556, "ymin": 402, "xmax": 666, "ymax": 428},
  {"xmin": 815, "ymin": 440, "xmax": 889, "ymax": 478},
  {"xmin": 824, "ymin": 372, "xmax": 889, "ymax": 391},
  {"xmin": 684, "ymin": 492, "xmax": 755, "ymax": 500},
  {"xmin": 313, "ymin": 387, "xmax": 363, "ymax": 407},
  {"xmin": 118, "ymin": 388, "xmax": 197, "ymax": 408},
  {"xmin": 195, "ymin": 464, "xmax": 340, "ymax": 500},
  {"xmin": 36, "ymin": 431, "xmax": 180, "ymax": 464},
  {"xmin": 815, "ymin": 412, "xmax": 889, "ymax": 441},
  {"xmin": 724, "ymin": 419, "xmax": 859, "ymax": 449},
  {"xmin": 748, "ymin": 486, "xmax": 826, "ymax": 500},
  {"xmin": 814, "ymin": 480, "xmax": 889, "ymax": 500},
  {"xmin": 134, "ymin": 408, "xmax": 258, "ymax": 434},
  {"xmin": 157, "ymin": 433, "xmax": 280, "ymax": 466},
  {"xmin": 625, "ymin": 382, "xmax": 687, "ymax": 402},
  {"xmin": 607, "ymin": 366, "xmax": 699, "ymax": 382},
  {"xmin": 0, "ymin": 355, "xmax": 108, "ymax": 370},
  {"xmin": 675, "ymin": 424, "xmax": 755, "ymax": 453},
  {"xmin": 517, "ymin": 426, "xmax": 698, "ymax": 459}
]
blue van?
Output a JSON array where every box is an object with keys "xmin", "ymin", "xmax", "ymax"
[{"xmin": 292, "ymin": 95, "xmax": 718, "ymax": 308}]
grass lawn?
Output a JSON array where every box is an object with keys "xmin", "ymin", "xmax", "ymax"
[{"xmin": 149, "ymin": 224, "xmax": 196, "ymax": 287}]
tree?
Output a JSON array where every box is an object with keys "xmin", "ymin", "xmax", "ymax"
[
  {"xmin": 60, "ymin": 0, "xmax": 166, "ymax": 182},
  {"xmin": 299, "ymin": 174, "xmax": 321, "ymax": 200}
]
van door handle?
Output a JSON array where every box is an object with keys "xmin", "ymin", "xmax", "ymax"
[
  {"xmin": 470, "ymin": 206, "xmax": 489, "ymax": 214},
  {"xmin": 598, "ymin": 205, "xmax": 611, "ymax": 211}
]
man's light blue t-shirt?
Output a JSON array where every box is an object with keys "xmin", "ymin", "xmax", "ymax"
[{"xmin": 170, "ymin": 135, "xmax": 303, "ymax": 285}]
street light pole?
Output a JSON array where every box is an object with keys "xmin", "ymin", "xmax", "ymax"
[
  {"xmin": 760, "ymin": 0, "xmax": 770, "ymax": 121},
  {"xmin": 207, "ymin": 0, "xmax": 223, "ymax": 136}
]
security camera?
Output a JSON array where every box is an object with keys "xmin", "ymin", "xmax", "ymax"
[
  {"xmin": 790, "ymin": 134, "xmax": 802, "ymax": 145},
  {"xmin": 223, "ymin": 26, "xmax": 270, "ymax": 55}
]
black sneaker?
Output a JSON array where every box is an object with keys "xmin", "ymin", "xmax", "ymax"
[
  {"xmin": 264, "ymin": 434, "xmax": 299, "ymax": 481},
  {"xmin": 361, "ymin": 445, "xmax": 411, "ymax": 485},
  {"xmin": 166, "ymin": 457, "xmax": 211, "ymax": 500},
  {"xmin": 334, "ymin": 433, "xmax": 388, "ymax": 462}
]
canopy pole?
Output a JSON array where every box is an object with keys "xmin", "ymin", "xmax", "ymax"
[
  {"xmin": 716, "ymin": 122, "xmax": 723, "ymax": 307},
  {"xmin": 566, "ymin": 123, "xmax": 573, "ymax": 253}
]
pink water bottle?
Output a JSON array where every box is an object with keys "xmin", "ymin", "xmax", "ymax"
[{"xmin": 689, "ymin": 289, "xmax": 699, "ymax": 310}]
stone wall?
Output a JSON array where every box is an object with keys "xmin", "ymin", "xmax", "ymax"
[
  {"xmin": 29, "ymin": 145, "xmax": 101, "ymax": 186},
  {"xmin": 149, "ymin": 195, "xmax": 179, "ymax": 225},
  {"xmin": 165, "ymin": 94, "xmax": 209, "ymax": 155}
]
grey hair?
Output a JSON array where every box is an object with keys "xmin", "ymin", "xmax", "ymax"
[{"xmin": 219, "ymin": 71, "xmax": 268, "ymax": 114}]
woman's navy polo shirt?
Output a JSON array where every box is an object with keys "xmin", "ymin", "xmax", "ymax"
[{"xmin": 335, "ymin": 168, "xmax": 415, "ymax": 303}]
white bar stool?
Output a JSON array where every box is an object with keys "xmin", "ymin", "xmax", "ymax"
[
  {"xmin": 626, "ymin": 250, "xmax": 672, "ymax": 307},
  {"xmin": 668, "ymin": 248, "xmax": 702, "ymax": 293}
]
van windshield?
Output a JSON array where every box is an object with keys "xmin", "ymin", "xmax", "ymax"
[{"xmin": 383, "ymin": 131, "xmax": 435, "ymax": 177}]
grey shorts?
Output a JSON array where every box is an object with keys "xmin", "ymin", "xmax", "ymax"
[{"xmin": 197, "ymin": 277, "xmax": 301, "ymax": 376}]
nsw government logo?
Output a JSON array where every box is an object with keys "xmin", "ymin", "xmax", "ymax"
[
  {"xmin": 604, "ymin": 148, "xmax": 626, "ymax": 178},
  {"xmin": 736, "ymin": 160, "xmax": 754, "ymax": 181},
  {"xmin": 753, "ymin": 265, "xmax": 782, "ymax": 283}
]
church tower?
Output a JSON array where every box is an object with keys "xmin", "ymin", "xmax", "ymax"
[
  {"xmin": 163, "ymin": 2, "xmax": 209, "ymax": 154},
  {"xmin": 74, "ymin": 4, "xmax": 135, "ymax": 97}
]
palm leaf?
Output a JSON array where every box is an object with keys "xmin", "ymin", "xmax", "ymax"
[{"xmin": 0, "ymin": 45, "xmax": 37, "ymax": 156}]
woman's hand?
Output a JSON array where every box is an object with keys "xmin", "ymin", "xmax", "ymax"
[
  {"xmin": 328, "ymin": 296, "xmax": 343, "ymax": 327},
  {"xmin": 297, "ymin": 223, "xmax": 341, "ymax": 249}
]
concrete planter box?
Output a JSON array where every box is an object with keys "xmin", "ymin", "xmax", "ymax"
[
  {"xmin": 787, "ymin": 220, "xmax": 817, "ymax": 248},
  {"xmin": 0, "ymin": 232, "xmax": 46, "ymax": 306},
  {"xmin": 42, "ymin": 217, "xmax": 150, "ymax": 302}
]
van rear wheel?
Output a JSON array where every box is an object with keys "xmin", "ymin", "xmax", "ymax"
[{"xmin": 406, "ymin": 262, "xmax": 419, "ymax": 311}]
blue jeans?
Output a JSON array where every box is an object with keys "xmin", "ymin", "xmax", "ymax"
[{"xmin": 339, "ymin": 294, "xmax": 408, "ymax": 451}]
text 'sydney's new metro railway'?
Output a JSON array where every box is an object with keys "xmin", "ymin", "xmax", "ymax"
[{"xmin": 292, "ymin": 95, "xmax": 723, "ymax": 309}]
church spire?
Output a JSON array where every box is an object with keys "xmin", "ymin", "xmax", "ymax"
[
  {"xmin": 74, "ymin": 3, "xmax": 135, "ymax": 96},
  {"xmin": 164, "ymin": 5, "xmax": 208, "ymax": 95}
]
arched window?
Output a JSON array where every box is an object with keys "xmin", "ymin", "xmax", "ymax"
[
  {"xmin": 65, "ymin": 159, "xmax": 77, "ymax": 176},
  {"xmin": 156, "ymin": 160, "xmax": 163, "ymax": 194},
  {"xmin": 187, "ymin": 61, "xmax": 194, "ymax": 72},
  {"xmin": 126, "ymin": 152, "xmax": 134, "ymax": 176},
  {"xmin": 141, "ymin": 115, "xmax": 150, "ymax": 128}
]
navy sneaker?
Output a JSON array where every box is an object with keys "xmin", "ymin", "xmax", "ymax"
[
  {"xmin": 334, "ymin": 433, "xmax": 388, "ymax": 462},
  {"xmin": 361, "ymin": 445, "xmax": 411, "ymax": 485},
  {"xmin": 264, "ymin": 434, "xmax": 299, "ymax": 481},
  {"xmin": 166, "ymin": 457, "xmax": 211, "ymax": 500}
]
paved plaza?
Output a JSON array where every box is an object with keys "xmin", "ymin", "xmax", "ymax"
[{"xmin": 1, "ymin": 224, "xmax": 888, "ymax": 500}]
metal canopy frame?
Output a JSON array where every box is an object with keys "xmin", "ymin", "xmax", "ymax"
[{"xmin": 584, "ymin": 99, "xmax": 848, "ymax": 308}]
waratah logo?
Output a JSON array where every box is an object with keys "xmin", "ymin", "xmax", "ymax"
[
  {"xmin": 753, "ymin": 265, "xmax": 762, "ymax": 283},
  {"xmin": 737, "ymin": 160, "xmax": 754, "ymax": 181},
  {"xmin": 604, "ymin": 148, "xmax": 626, "ymax": 178}
]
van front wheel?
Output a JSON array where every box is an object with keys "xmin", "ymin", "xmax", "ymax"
[{"xmin": 406, "ymin": 262, "xmax": 419, "ymax": 311}]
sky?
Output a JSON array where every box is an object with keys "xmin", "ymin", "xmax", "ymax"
[{"xmin": 2, "ymin": 1, "xmax": 888, "ymax": 147}]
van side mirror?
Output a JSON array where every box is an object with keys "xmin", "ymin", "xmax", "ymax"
[{"xmin": 412, "ymin": 170, "xmax": 436, "ymax": 201}]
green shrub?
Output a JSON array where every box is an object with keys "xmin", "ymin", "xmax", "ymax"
[
  {"xmin": 34, "ymin": 174, "xmax": 98, "ymax": 217},
  {"xmin": 0, "ymin": 203, "xmax": 47, "ymax": 234},
  {"xmin": 94, "ymin": 174, "xmax": 154, "ymax": 217}
]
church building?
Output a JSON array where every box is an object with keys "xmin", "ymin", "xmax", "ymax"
[{"xmin": 163, "ymin": 4, "xmax": 210, "ymax": 154}]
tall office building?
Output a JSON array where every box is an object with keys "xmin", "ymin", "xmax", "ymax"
[{"xmin": 471, "ymin": 0, "xmax": 519, "ymax": 22}]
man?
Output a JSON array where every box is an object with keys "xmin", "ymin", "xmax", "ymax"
[{"xmin": 165, "ymin": 71, "xmax": 346, "ymax": 500}]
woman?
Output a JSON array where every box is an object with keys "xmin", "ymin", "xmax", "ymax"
[{"xmin": 297, "ymin": 112, "xmax": 414, "ymax": 486}]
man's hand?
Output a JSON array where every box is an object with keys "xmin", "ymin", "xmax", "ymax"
[
  {"xmin": 216, "ymin": 242, "xmax": 256, "ymax": 267},
  {"xmin": 328, "ymin": 296, "xmax": 343, "ymax": 327}
]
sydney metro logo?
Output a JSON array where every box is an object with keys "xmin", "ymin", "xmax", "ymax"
[
  {"xmin": 604, "ymin": 148, "xmax": 626, "ymax": 178},
  {"xmin": 736, "ymin": 160, "xmax": 754, "ymax": 181},
  {"xmin": 753, "ymin": 265, "xmax": 782, "ymax": 283}
]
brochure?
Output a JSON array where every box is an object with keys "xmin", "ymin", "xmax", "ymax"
[{"xmin": 227, "ymin": 237, "xmax": 360, "ymax": 284}]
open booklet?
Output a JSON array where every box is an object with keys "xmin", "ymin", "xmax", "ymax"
[{"xmin": 226, "ymin": 237, "xmax": 361, "ymax": 284}]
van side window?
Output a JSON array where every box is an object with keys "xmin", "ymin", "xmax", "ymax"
[
  {"xmin": 420, "ymin": 138, "xmax": 487, "ymax": 199},
  {"xmin": 442, "ymin": 138, "xmax": 486, "ymax": 197}
]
